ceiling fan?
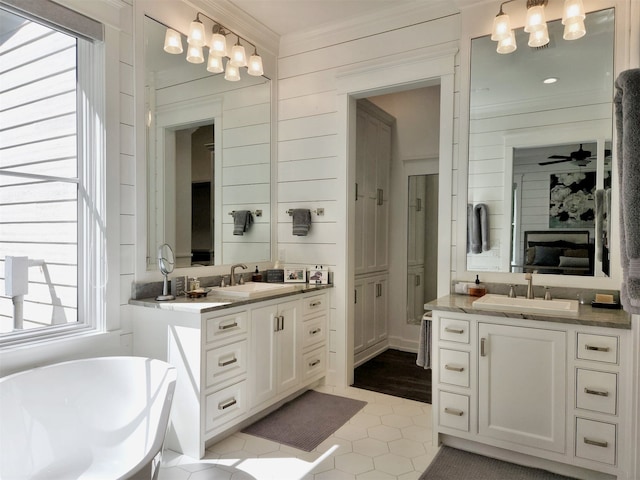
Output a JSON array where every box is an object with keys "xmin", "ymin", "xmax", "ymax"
[{"xmin": 539, "ymin": 144, "xmax": 611, "ymax": 167}]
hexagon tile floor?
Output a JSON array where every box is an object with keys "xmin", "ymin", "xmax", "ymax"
[{"xmin": 158, "ymin": 385, "xmax": 438, "ymax": 480}]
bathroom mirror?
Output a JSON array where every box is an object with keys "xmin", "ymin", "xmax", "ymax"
[
  {"xmin": 144, "ymin": 15, "xmax": 272, "ymax": 270},
  {"xmin": 466, "ymin": 8, "xmax": 614, "ymax": 276}
]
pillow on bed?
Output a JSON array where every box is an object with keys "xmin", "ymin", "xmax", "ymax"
[
  {"xmin": 526, "ymin": 247, "xmax": 536, "ymax": 265},
  {"xmin": 563, "ymin": 248, "xmax": 590, "ymax": 258},
  {"xmin": 558, "ymin": 256, "xmax": 590, "ymax": 268},
  {"xmin": 532, "ymin": 246, "xmax": 563, "ymax": 266}
]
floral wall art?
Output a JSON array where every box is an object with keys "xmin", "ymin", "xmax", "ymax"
[{"xmin": 549, "ymin": 171, "xmax": 596, "ymax": 228}]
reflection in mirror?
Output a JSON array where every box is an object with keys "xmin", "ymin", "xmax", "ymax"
[
  {"xmin": 467, "ymin": 8, "xmax": 614, "ymax": 277},
  {"xmin": 144, "ymin": 15, "xmax": 271, "ymax": 271}
]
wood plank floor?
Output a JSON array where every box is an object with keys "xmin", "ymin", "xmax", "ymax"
[{"xmin": 352, "ymin": 349, "xmax": 432, "ymax": 404}]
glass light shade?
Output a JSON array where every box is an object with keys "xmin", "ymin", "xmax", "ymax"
[
  {"xmin": 247, "ymin": 54, "xmax": 264, "ymax": 76},
  {"xmin": 563, "ymin": 17, "xmax": 586, "ymax": 40},
  {"xmin": 187, "ymin": 19, "xmax": 205, "ymax": 47},
  {"xmin": 524, "ymin": 5, "xmax": 546, "ymax": 33},
  {"xmin": 230, "ymin": 44, "xmax": 247, "ymax": 67},
  {"xmin": 496, "ymin": 30, "xmax": 517, "ymax": 54},
  {"xmin": 491, "ymin": 13, "xmax": 512, "ymax": 41},
  {"xmin": 528, "ymin": 24, "xmax": 550, "ymax": 47},
  {"xmin": 224, "ymin": 63, "xmax": 241, "ymax": 81},
  {"xmin": 207, "ymin": 53, "xmax": 224, "ymax": 73},
  {"xmin": 163, "ymin": 28, "xmax": 183, "ymax": 54},
  {"xmin": 210, "ymin": 32, "xmax": 228, "ymax": 57},
  {"xmin": 186, "ymin": 44, "xmax": 204, "ymax": 64},
  {"xmin": 562, "ymin": 0, "xmax": 585, "ymax": 24}
]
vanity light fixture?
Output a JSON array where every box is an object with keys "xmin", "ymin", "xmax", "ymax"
[
  {"xmin": 164, "ymin": 11, "xmax": 264, "ymax": 81},
  {"xmin": 490, "ymin": 0, "xmax": 587, "ymax": 54}
]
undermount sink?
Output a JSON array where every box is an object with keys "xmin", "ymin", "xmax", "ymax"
[
  {"xmin": 209, "ymin": 282, "xmax": 297, "ymax": 299},
  {"xmin": 472, "ymin": 294, "xmax": 579, "ymax": 316}
]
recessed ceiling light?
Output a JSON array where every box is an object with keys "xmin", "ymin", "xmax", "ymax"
[{"xmin": 543, "ymin": 77, "xmax": 558, "ymax": 84}]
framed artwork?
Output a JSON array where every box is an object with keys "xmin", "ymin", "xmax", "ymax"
[
  {"xmin": 308, "ymin": 268, "xmax": 329, "ymax": 285},
  {"xmin": 549, "ymin": 171, "xmax": 596, "ymax": 228},
  {"xmin": 284, "ymin": 267, "xmax": 306, "ymax": 283}
]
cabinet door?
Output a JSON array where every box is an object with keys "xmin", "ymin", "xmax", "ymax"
[
  {"xmin": 363, "ymin": 277, "xmax": 377, "ymax": 349},
  {"xmin": 374, "ymin": 121, "xmax": 391, "ymax": 271},
  {"xmin": 250, "ymin": 304, "xmax": 277, "ymax": 406},
  {"xmin": 478, "ymin": 323, "xmax": 566, "ymax": 453},
  {"xmin": 276, "ymin": 300, "xmax": 299, "ymax": 394},
  {"xmin": 354, "ymin": 280, "xmax": 365, "ymax": 354},
  {"xmin": 374, "ymin": 275, "xmax": 388, "ymax": 344}
]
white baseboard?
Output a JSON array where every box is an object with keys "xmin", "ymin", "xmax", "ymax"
[
  {"xmin": 388, "ymin": 335, "xmax": 419, "ymax": 353},
  {"xmin": 354, "ymin": 341, "xmax": 388, "ymax": 368}
]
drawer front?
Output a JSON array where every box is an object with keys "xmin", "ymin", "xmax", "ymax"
[
  {"xmin": 302, "ymin": 316, "xmax": 326, "ymax": 350},
  {"xmin": 206, "ymin": 311, "xmax": 248, "ymax": 343},
  {"xmin": 205, "ymin": 340, "xmax": 248, "ymax": 388},
  {"xmin": 438, "ymin": 391, "xmax": 469, "ymax": 432},
  {"xmin": 439, "ymin": 317, "xmax": 470, "ymax": 344},
  {"xmin": 576, "ymin": 369, "xmax": 617, "ymax": 415},
  {"xmin": 302, "ymin": 294, "xmax": 327, "ymax": 316},
  {"xmin": 577, "ymin": 333, "xmax": 618, "ymax": 364},
  {"xmin": 302, "ymin": 347, "xmax": 326, "ymax": 381},
  {"xmin": 439, "ymin": 349, "xmax": 470, "ymax": 387},
  {"xmin": 205, "ymin": 381, "xmax": 247, "ymax": 432},
  {"xmin": 575, "ymin": 417, "xmax": 616, "ymax": 465}
]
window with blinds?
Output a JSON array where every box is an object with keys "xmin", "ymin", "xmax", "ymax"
[{"xmin": 0, "ymin": 2, "xmax": 105, "ymax": 343}]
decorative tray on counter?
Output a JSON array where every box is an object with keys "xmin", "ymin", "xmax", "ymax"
[{"xmin": 185, "ymin": 288, "xmax": 211, "ymax": 298}]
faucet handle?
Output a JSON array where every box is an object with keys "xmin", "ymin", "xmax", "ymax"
[
  {"xmin": 544, "ymin": 287, "xmax": 552, "ymax": 300},
  {"xmin": 239, "ymin": 275, "xmax": 245, "ymax": 285},
  {"xmin": 508, "ymin": 285, "xmax": 517, "ymax": 298}
]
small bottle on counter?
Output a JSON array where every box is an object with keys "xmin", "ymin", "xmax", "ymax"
[
  {"xmin": 252, "ymin": 266, "xmax": 262, "ymax": 282},
  {"xmin": 469, "ymin": 274, "xmax": 486, "ymax": 297}
]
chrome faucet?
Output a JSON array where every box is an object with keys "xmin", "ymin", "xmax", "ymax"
[
  {"xmin": 230, "ymin": 263, "xmax": 247, "ymax": 286},
  {"xmin": 525, "ymin": 273, "xmax": 534, "ymax": 299}
]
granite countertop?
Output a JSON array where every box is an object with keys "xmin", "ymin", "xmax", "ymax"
[
  {"xmin": 425, "ymin": 294, "xmax": 632, "ymax": 329},
  {"xmin": 129, "ymin": 283, "xmax": 332, "ymax": 314}
]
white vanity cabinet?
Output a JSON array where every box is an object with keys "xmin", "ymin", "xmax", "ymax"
[
  {"xmin": 131, "ymin": 289, "xmax": 328, "ymax": 459},
  {"xmin": 432, "ymin": 310, "xmax": 633, "ymax": 479}
]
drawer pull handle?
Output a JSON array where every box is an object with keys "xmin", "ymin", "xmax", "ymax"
[
  {"xmin": 218, "ymin": 398, "xmax": 237, "ymax": 410},
  {"xmin": 585, "ymin": 345, "xmax": 610, "ymax": 352},
  {"xmin": 445, "ymin": 364, "xmax": 464, "ymax": 372},
  {"xmin": 218, "ymin": 357, "xmax": 238, "ymax": 367},
  {"xmin": 309, "ymin": 301, "xmax": 321, "ymax": 307},
  {"xmin": 310, "ymin": 328, "xmax": 321, "ymax": 335},
  {"xmin": 584, "ymin": 437, "xmax": 608, "ymax": 448},
  {"xmin": 480, "ymin": 338, "xmax": 487, "ymax": 357},
  {"xmin": 219, "ymin": 321, "xmax": 238, "ymax": 330},
  {"xmin": 584, "ymin": 387, "xmax": 609, "ymax": 397},
  {"xmin": 309, "ymin": 359, "xmax": 321, "ymax": 367},
  {"xmin": 444, "ymin": 327, "xmax": 464, "ymax": 334},
  {"xmin": 444, "ymin": 407, "xmax": 464, "ymax": 416}
]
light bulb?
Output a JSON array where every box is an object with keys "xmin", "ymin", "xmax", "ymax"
[
  {"xmin": 528, "ymin": 24, "xmax": 550, "ymax": 47},
  {"xmin": 224, "ymin": 63, "xmax": 241, "ymax": 81},
  {"xmin": 163, "ymin": 28, "xmax": 183, "ymax": 54},
  {"xmin": 496, "ymin": 30, "xmax": 517, "ymax": 54},
  {"xmin": 186, "ymin": 44, "xmax": 204, "ymax": 64},
  {"xmin": 230, "ymin": 42, "xmax": 247, "ymax": 67},
  {"xmin": 562, "ymin": 0, "xmax": 585, "ymax": 24},
  {"xmin": 210, "ymin": 32, "xmax": 228, "ymax": 57},
  {"xmin": 525, "ymin": 5, "xmax": 546, "ymax": 33},
  {"xmin": 207, "ymin": 52, "xmax": 224, "ymax": 73},
  {"xmin": 491, "ymin": 12, "xmax": 512, "ymax": 41},
  {"xmin": 563, "ymin": 17, "xmax": 586, "ymax": 40},
  {"xmin": 187, "ymin": 19, "xmax": 205, "ymax": 47},
  {"xmin": 247, "ymin": 53, "xmax": 264, "ymax": 76}
]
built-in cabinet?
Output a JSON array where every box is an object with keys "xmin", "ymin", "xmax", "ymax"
[
  {"xmin": 131, "ymin": 290, "xmax": 328, "ymax": 459},
  {"xmin": 432, "ymin": 310, "xmax": 633, "ymax": 479},
  {"xmin": 354, "ymin": 99, "xmax": 393, "ymax": 365}
]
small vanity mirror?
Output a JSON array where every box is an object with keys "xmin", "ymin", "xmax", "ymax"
[
  {"xmin": 156, "ymin": 243, "xmax": 175, "ymax": 301},
  {"xmin": 466, "ymin": 8, "xmax": 614, "ymax": 277},
  {"xmin": 144, "ymin": 15, "xmax": 272, "ymax": 271}
]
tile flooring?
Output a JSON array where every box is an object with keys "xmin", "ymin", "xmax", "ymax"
[{"xmin": 159, "ymin": 385, "xmax": 438, "ymax": 480}]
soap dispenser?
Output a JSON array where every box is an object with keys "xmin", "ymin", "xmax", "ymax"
[
  {"xmin": 252, "ymin": 266, "xmax": 262, "ymax": 282},
  {"xmin": 469, "ymin": 274, "xmax": 486, "ymax": 297}
]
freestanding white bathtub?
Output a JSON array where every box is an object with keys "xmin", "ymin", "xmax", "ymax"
[{"xmin": 0, "ymin": 356, "xmax": 176, "ymax": 480}]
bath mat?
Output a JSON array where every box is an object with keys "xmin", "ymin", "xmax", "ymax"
[
  {"xmin": 419, "ymin": 446, "xmax": 577, "ymax": 479},
  {"xmin": 242, "ymin": 390, "xmax": 366, "ymax": 451}
]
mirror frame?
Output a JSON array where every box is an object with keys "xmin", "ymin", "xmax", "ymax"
[
  {"xmin": 456, "ymin": 0, "xmax": 626, "ymax": 289},
  {"xmin": 133, "ymin": 1, "xmax": 278, "ymax": 283}
]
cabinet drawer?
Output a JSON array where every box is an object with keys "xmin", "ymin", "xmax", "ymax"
[
  {"xmin": 576, "ymin": 369, "xmax": 617, "ymax": 415},
  {"xmin": 439, "ymin": 317, "xmax": 470, "ymax": 344},
  {"xmin": 206, "ymin": 311, "xmax": 248, "ymax": 343},
  {"xmin": 302, "ymin": 316, "xmax": 326, "ymax": 350},
  {"xmin": 438, "ymin": 391, "xmax": 469, "ymax": 432},
  {"xmin": 302, "ymin": 294, "xmax": 327, "ymax": 316},
  {"xmin": 302, "ymin": 347, "xmax": 326, "ymax": 381},
  {"xmin": 575, "ymin": 418, "xmax": 616, "ymax": 465},
  {"xmin": 205, "ymin": 340, "xmax": 248, "ymax": 388},
  {"xmin": 439, "ymin": 349, "xmax": 470, "ymax": 387},
  {"xmin": 205, "ymin": 381, "xmax": 247, "ymax": 432},
  {"xmin": 577, "ymin": 333, "xmax": 618, "ymax": 364}
]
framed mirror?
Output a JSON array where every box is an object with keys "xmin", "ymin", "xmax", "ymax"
[
  {"xmin": 466, "ymin": 8, "xmax": 614, "ymax": 277},
  {"xmin": 144, "ymin": 15, "xmax": 271, "ymax": 271}
]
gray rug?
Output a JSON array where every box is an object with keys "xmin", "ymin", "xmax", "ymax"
[
  {"xmin": 242, "ymin": 390, "xmax": 366, "ymax": 451},
  {"xmin": 420, "ymin": 447, "xmax": 577, "ymax": 479}
]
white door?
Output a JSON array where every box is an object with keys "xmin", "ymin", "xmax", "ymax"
[{"xmin": 478, "ymin": 323, "xmax": 566, "ymax": 453}]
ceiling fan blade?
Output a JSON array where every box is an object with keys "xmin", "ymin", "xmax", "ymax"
[
  {"xmin": 548, "ymin": 155, "xmax": 571, "ymax": 159},
  {"xmin": 539, "ymin": 158, "xmax": 573, "ymax": 166}
]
